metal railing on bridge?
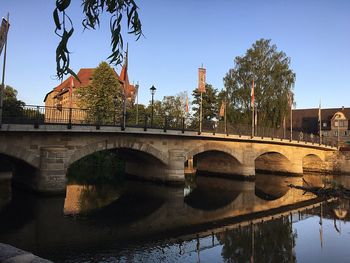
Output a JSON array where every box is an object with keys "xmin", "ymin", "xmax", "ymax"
[{"xmin": 1, "ymin": 105, "xmax": 334, "ymax": 147}]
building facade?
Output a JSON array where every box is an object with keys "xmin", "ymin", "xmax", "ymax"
[
  {"xmin": 290, "ymin": 107, "xmax": 350, "ymax": 147},
  {"xmin": 43, "ymin": 65, "xmax": 136, "ymax": 124}
]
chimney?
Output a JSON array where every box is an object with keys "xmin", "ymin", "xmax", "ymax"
[{"xmin": 342, "ymin": 106, "xmax": 345, "ymax": 111}]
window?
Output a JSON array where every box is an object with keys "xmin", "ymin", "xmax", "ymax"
[
  {"xmin": 334, "ymin": 120, "xmax": 339, "ymax": 127},
  {"xmin": 339, "ymin": 121, "xmax": 344, "ymax": 127},
  {"xmin": 334, "ymin": 131, "xmax": 338, "ymax": 136},
  {"xmin": 323, "ymin": 131, "xmax": 328, "ymax": 136},
  {"xmin": 323, "ymin": 122, "xmax": 327, "ymax": 127},
  {"xmin": 345, "ymin": 131, "xmax": 348, "ymax": 136}
]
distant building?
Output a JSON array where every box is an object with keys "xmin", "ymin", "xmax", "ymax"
[
  {"xmin": 43, "ymin": 63, "xmax": 136, "ymax": 123},
  {"xmin": 289, "ymin": 107, "xmax": 350, "ymax": 147}
]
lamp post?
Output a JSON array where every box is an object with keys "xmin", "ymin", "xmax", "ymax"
[
  {"xmin": 0, "ymin": 14, "xmax": 9, "ymax": 128},
  {"xmin": 150, "ymin": 85, "xmax": 156, "ymax": 127},
  {"xmin": 113, "ymin": 95, "xmax": 118, "ymax": 125},
  {"xmin": 135, "ymin": 83, "xmax": 139, "ymax": 125},
  {"xmin": 121, "ymin": 93, "xmax": 127, "ymax": 130},
  {"xmin": 288, "ymin": 91, "xmax": 293, "ymax": 141}
]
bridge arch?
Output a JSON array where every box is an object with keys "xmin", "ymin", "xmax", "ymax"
[
  {"xmin": 185, "ymin": 143, "xmax": 243, "ymax": 164},
  {"xmin": 302, "ymin": 154, "xmax": 324, "ymax": 173},
  {"xmin": 255, "ymin": 151, "xmax": 293, "ymax": 175},
  {"xmin": 184, "ymin": 143, "xmax": 245, "ymax": 178},
  {"xmin": 254, "ymin": 148, "xmax": 292, "ymax": 163},
  {"xmin": 68, "ymin": 138, "xmax": 168, "ymax": 168},
  {"xmin": 0, "ymin": 144, "xmax": 40, "ymax": 169}
]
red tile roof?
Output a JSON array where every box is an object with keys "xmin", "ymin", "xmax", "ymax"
[{"xmin": 44, "ymin": 67, "xmax": 136, "ymax": 102}]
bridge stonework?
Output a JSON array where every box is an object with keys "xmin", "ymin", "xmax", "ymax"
[{"xmin": 0, "ymin": 125, "xmax": 337, "ymax": 194}]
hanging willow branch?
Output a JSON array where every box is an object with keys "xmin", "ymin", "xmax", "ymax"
[{"xmin": 53, "ymin": 0, "xmax": 143, "ymax": 80}]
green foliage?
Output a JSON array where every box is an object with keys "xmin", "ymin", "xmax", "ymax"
[
  {"xmin": 2, "ymin": 86, "xmax": 25, "ymax": 117},
  {"xmin": 146, "ymin": 100, "xmax": 163, "ymax": 126},
  {"xmin": 78, "ymin": 61, "xmax": 123, "ymax": 124},
  {"xmin": 67, "ymin": 150, "xmax": 125, "ymax": 184},
  {"xmin": 161, "ymin": 94, "xmax": 186, "ymax": 127},
  {"xmin": 224, "ymin": 39, "xmax": 296, "ymax": 128},
  {"xmin": 54, "ymin": 0, "xmax": 142, "ymax": 80},
  {"xmin": 126, "ymin": 103, "xmax": 147, "ymax": 126},
  {"xmin": 191, "ymin": 84, "xmax": 219, "ymax": 126},
  {"xmin": 125, "ymin": 92, "xmax": 187, "ymax": 128}
]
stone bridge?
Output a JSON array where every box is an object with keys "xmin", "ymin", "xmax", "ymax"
[{"xmin": 0, "ymin": 123, "xmax": 337, "ymax": 194}]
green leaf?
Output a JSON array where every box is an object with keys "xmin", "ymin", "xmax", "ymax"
[{"xmin": 53, "ymin": 9, "xmax": 61, "ymax": 30}]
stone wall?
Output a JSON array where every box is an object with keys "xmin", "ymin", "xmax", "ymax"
[{"xmin": 0, "ymin": 126, "xmax": 338, "ymax": 193}]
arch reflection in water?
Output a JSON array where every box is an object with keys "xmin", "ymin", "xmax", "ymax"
[
  {"xmin": 254, "ymin": 174, "xmax": 294, "ymax": 201},
  {"xmin": 184, "ymin": 176, "xmax": 242, "ymax": 211},
  {"xmin": 64, "ymin": 184, "xmax": 124, "ymax": 215},
  {"xmin": 64, "ymin": 180, "xmax": 166, "ymax": 224}
]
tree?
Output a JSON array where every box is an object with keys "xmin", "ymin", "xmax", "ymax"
[
  {"xmin": 78, "ymin": 61, "xmax": 123, "ymax": 124},
  {"xmin": 53, "ymin": 0, "xmax": 142, "ymax": 80},
  {"xmin": 191, "ymin": 84, "xmax": 219, "ymax": 128},
  {"xmin": 161, "ymin": 93, "xmax": 186, "ymax": 128},
  {"xmin": 145, "ymin": 100, "xmax": 163, "ymax": 127},
  {"xmin": 126, "ymin": 103, "xmax": 147, "ymax": 126},
  {"xmin": 224, "ymin": 39, "xmax": 296, "ymax": 128},
  {"xmin": 2, "ymin": 86, "xmax": 25, "ymax": 118}
]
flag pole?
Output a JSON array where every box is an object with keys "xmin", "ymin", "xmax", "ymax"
[
  {"xmin": 185, "ymin": 93, "xmax": 189, "ymax": 128},
  {"xmin": 290, "ymin": 92, "xmax": 293, "ymax": 141},
  {"xmin": 0, "ymin": 13, "xmax": 9, "ymax": 128},
  {"xmin": 251, "ymin": 79, "xmax": 255, "ymax": 137},
  {"xmin": 198, "ymin": 65, "xmax": 205, "ymax": 134},
  {"xmin": 224, "ymin": 100, "xmax": 227, "ymax": 134},
  {"xmin": 319, "ymin": 100, "xmax": 322, "ymax": 144},
  {"xmin": 122, "ymin": 43, "xmax": 128, "ymax": 130},
  {"xmin": 255, "ymin": 105, "xmax": 257, "ymax": 136},
  {"xmin": 135, "ymin": 82, "xmax": 139, "ymax": 125},
  {"xmin": 252, "ymin": 104, "xmax": 254, "ymax": 137},
  {"xmin": 199, "ymin": 91, "xmax": 203, "ymax": 134}
]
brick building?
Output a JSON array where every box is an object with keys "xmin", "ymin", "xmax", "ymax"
[
  {"xmin": 290, "ymin": 107, "xmax": 350, "ymax": 147},
  {"xmin": 43, "ymin": 63, "xmax": 136, "ymax": 123}
]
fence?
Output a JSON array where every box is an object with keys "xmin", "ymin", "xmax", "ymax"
[{"xmin": 1, "ymin": 105, "xmax": 334, "ymax": 146}]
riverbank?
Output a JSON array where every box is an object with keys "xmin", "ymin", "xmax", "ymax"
[{"xmin": 0, "ymin": 243, "xmax": 52, "ymax": 262}]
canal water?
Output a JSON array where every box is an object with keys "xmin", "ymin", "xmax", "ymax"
[{"xmin": 1, "ymin": 174, "xmax": 350, "ymax": 262}]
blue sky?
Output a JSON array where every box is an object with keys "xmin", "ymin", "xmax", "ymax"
[{"xmin": 0, "ymin": 0, "xmax": 349, "ymax": 109}]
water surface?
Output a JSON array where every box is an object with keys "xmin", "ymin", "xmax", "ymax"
[{"xmin": 0, "ymin": 174, "xmax": 350, "ymax": 262}]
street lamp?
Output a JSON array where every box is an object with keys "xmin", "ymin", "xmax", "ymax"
[
  {"xmin": 150, "ymin": 85, "xmax": 156, "ymax": 127},
  {"xmin": 113, "ymin": 95, "xmax": 118, "ymax": 125}
]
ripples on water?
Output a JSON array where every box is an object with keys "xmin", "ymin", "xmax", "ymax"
[{"xmin": 1, "ymin": 174, "xmax": 350, "ymax": 262}]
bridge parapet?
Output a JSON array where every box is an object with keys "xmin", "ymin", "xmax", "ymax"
[{"xmin": 0, "ymin": 123, "xmax": 337, "ymax": 151}]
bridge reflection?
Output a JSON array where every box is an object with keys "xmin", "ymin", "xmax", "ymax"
[
  {"xmin": 255, "ymin": 174, "xmax": 291, "ymax": 201},
  {"xmin": 184, "ymin": 177, "xmax": 242, "ymax": 211},
  {"xmin": 2, "ymin": 175, "xmax": 350, "ymax": 260}
]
